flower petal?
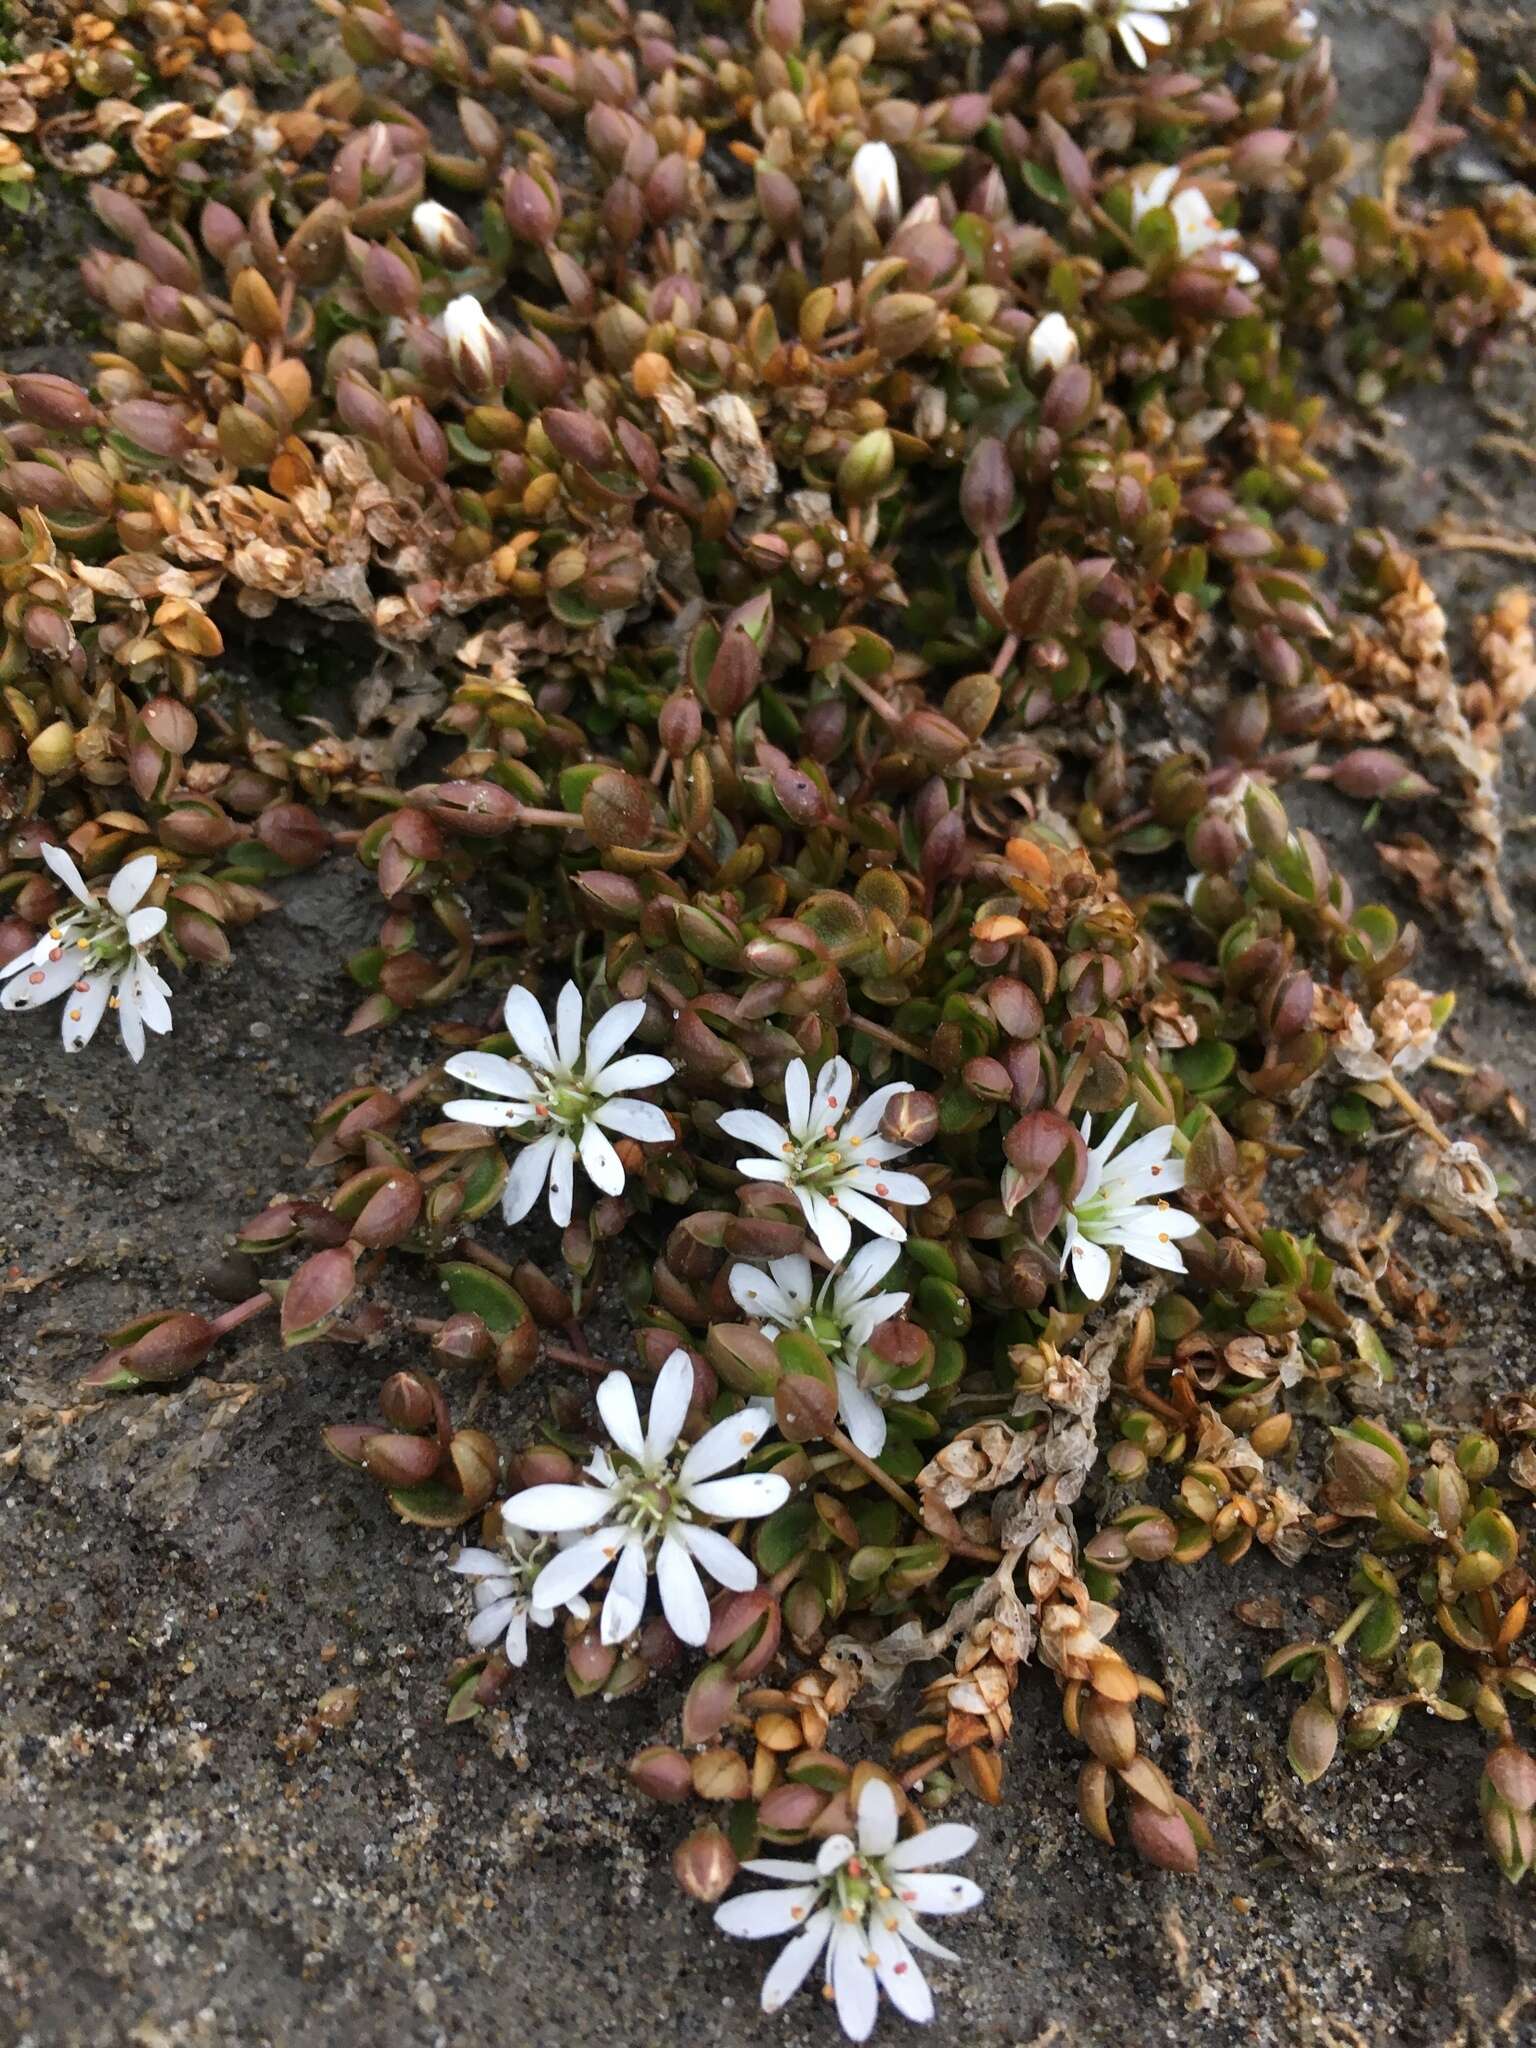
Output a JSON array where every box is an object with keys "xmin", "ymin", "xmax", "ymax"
[
  {"xmin": 798, "ymin": 1187, "xmax": 851, "ymax": 1263},
  {"xmin": 741, "ymin": 1857, "xmax": 822, "ymax": 1880},
  {"xmin": 527, "ymin": 1529, "xmax": 615, "ymax": 1607},
  {"xmin": 504, "ymin": 1605, "xmax": 529, "ymax": 1666},
  {"xmin": 656, "ymin": 1531, "xmax": 711, "ymax": 1644},
  {"xmin": 714, "ymin": 1885, "xmax": 824, "ymax": 1940},
  {"xmin": 581, "ymin": 997, "xmax": 645, "ymax": 1080},
  {"xmin": 502, "ymin": 984, "xmax": 557, "ymax": 1069},
  {"xmin": 502, "ymin": 1133, "xmax": 557, "ymax": 1223},
  {"xmin": 783, "ymin": 1058, "xmax": 811, "ymax": 1139},
  {"xmin": 870, "ymin": 1918, "xmax": 933, "ymax": 2023},
  {"xmin": 808, "ymin": 1056, "xmax": 853, "ymax": 1138},
  {"xmin": 108, "ymin": 854, "xmax": 159, "ymax": 916},
  {"xmin": 546, "ymin": 1134, "xmax": 576, "ymax": 1226},
  {"xmin": 728, "ymin": 1261, "xmax": 803, "ymax": 1328},
  {"xmin": 467, "ymin": 1595, "xmax": 519, "ymax": 1649},
  {"xmin": 816, "ymin": 1836, "xmax": 856, "ymax": 1876},
  {"xmin": 3, "ymin": 943, "xmax": 82, "ymax": 1009},
  {"xmin": 758, "ymin": 1907, "xmax": 834, "ymax": 2014},
  {"xmin": 842, "ymin": 1166, "xmax": 929, "ymax": 1208},
  {"xmin": 679, "ymin": 1406, "xmax": 772, "ymax": 1485},
  {"xmin": 828, "ymin": 1917, "xmax": 879, "ymax": 2043},
  {"xmin": 686, "ymin": 1471, "xmax": 790, "ymax": 1521},
  {"xmin": 891, "ymin": 1871, "xmax": 984, "ymax": 1915},
  {"xmin": 443, "ymin": 1051, "xmax": 540, "ymax": 1100},
  {"xmin": 578, "ymin": 1119, "xmax": 626, "ymax": 1197},
  {"xmin": 833, "ymin": 1238, "xmax": 902, "ymax": 1305},
  {"xmin": 884, "ymin": 1823, "xmax": 978, "ymax": 1870},
  {"xmin": 116, "ymin": 972, "xmax": 146, "ymax": 1063},
  {"xmin": 589, "ymin": 1055, "xmax": 673, "ymax": 1105},
  {"xmin": 41, "ymin": 840, "xmax": 90, "ymax": 904},
  {"xmin": 676, "ymin": 1520, "xmax": 758, "ymax": 1592},
  {"xmin": 595, "ymin": 1370, "xmax": 645, "ymax": 1462},
  {"xmin": 502, "ymin": 1483, "xmax": 612, "ymax": 1533},
  {"xmin": 554, "ymin": 979, "xmax": 583, "ymax": 1069},
  {"xmin": 717, "ymin": 1108, "xmax": 792, "ymax": 1157},
  {"xmin": 443, "ymin": 1098, "xmax": 526, "ymax": 1130},
  {"xmin": 1068, "ymin": 1232, "xmax": 1112, "ymax": 1302},
  {"xmin": 599, "ymin": 1532, "xmax": 649, "ymax": 1644},
  {"xmin": 591, "ymin": 1095, "xmax": 672, "ymax": 1143},
  {"xmin": 833, "ymin": 1189, "xmax": 909, "ymax": 1242},
  {"xmin": 856, "ymin": 1777, "xmax": 899, "ymax": 1856},
  {"xmin": 836, "ymin": 1369, "xmax": 887, "ymax": 1458},
  {"xmin": 59, "ymin": 968, "xmax": 112, "ymax": 1052},
  {"xmin": 125, "ymin": 906, "xmax": 166, "ymax": 947},
  {"xmin": 450, "ymin": 1547, "xmax": 507, "ymax": 1578},
  {"xmin": 645, "ymin": 1347, "xmax": 694, "ymax": 1467}
]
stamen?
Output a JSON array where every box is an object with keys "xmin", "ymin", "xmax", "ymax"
[
  {"xmin": 27, "ymin": 970, "xmax": 44, "ymax": 984},
  {"xmin": 875, "ymin": 1183, "xmax": 888, "ymax": 1196}
]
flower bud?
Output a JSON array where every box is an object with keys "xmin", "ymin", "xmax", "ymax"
[
  {"xmin": 673, "ymin": 1827, "xmax": 737, "ymax": 1904},
  {"xmin": 411, "ymin": 199, "xmax": 476, "ymax": 267},
  {"xmin": 1026, "ymin": 311, "xmax": 1079, "ymax": 375},
  {"xmin": 442, "ymin": 294, "xmax": 510, "ymax": 398},
  {"xmin": 849, "ymin": 139, "xmax": 901, "ymax": 230},
  {"xmin": 959, "ymin": 437, "xmax": 1013, "ymax": 538},
  {"xmin": 1330, "ymin": 748, "xmax": 1432, "ymax": 803}
]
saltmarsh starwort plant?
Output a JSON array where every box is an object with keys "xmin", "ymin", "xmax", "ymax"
[{"xmin": 15, "ymin": 0, "xmax": 1536, "ymax": 2026}]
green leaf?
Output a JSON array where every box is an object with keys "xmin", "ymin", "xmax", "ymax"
[{"xmin": 438, "ymin": 1261, "xmax": 528, "ymax": 1335}]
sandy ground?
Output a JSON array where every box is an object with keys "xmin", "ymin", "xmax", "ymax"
[{"xmin": 3, "ymin": 3, "xmax": 1536, "ymax": 2042}]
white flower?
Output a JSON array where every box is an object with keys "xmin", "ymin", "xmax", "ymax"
[
  {"xmin": 728, "ymin": 1242, "xmax": 919, "ymax": 1457},
  {"xmin": 450, "ymin": 1528, "xmax": 589, "ymax": 1666},
  {"xmin": 441, "ymin": 292, "xmax": 507, "ymax": 394},
  {"xmin": 849, "ymin": 140, "xmax": 901, "ymax": 230},
  {"xmin": 1131, "ymin": 166, "xmax": 1259, "ymax": 284},
  {"xmin": 1026, "ymin": 310, "xmax": 1079, "ymax": 374},
  {"xmin": 442, "ymin": 980, "xmax": 674, "ymax": 1228},
  {"xmin": 1051, "ymin": 0, "xmax": 1189, "ymax": 68},
  {"xmin": 719, "ymin": 1057, "xmax": 929, "ymax": 1264},
  {"xmin": 501, "ymin": 1349, "xmax": 790, "ymax": 1647},
  {"xmin": 714, "ymin": 1775, "xmax": 982, "ymax": 2042},
  {"xmin": 411, "ymin": 198, "xmax": 471, "ymax": 264},
  {"xmin": 1058, "ymin": 1105, "xmax": 1201, "ymax": 1302},
  {"xmin": 1, "ymin": 843, "xmax": 172, "ymax": 1062}
]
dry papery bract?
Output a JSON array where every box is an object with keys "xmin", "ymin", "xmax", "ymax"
[{"xmin": 3, "ymin": 0, "xmax": 1536, "ymax": 2028}]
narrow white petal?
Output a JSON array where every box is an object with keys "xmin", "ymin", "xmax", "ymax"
[
  {"xmin": 588, "ymin": 1051, "xmax": 673, "ymax": 1097},
  {"xmin": 501, "ymin": 984, "xmax": 557, "ymax": 1069},
  {"xmin": 870, "ymin": 1919, "xmax": 933, "ymax": 2023},
  {"xmin": 645, "ymin": 1347, "xmax": 694, "ymax": 1467},
  {"xmin": 450, "ymin": 1547, "xmax": 507, "ymax": 1578},
  {"xmin": 891, "ymin": 1906, "xmax": 959, "ymax": 1962},
  {"xmin": 3, "ymin": 944, "xmax": 81, "ymax": 1007},
  {"xmin": 467, "ymin": 1596, "xmax": 519, "ymax": 1649},
  {"xmin": 884, "ymin": 1824, "xmax": 977, "ymax": 1870},
  {"xmin": 1118, "ymin": 15, "xmax": 1148, "ymax": 63},
  {"xmin": 856, "ymin": 1777, "xmax": 899, "ymax": 1856},
  {"xmin": 443, "ymin": 1098, "xmax": 525, "ymax": 1129},
  {"xmin": 124, "ymin": 906, "xmax": 166, "ymax": 946},
  {"xmin": 443, "ymin": 1051, "xmax": 541, "ymax": 1099},
  {"xmin": 554, "ymin": 979, "xmax": 583, "ymax": 1069},
  {"xmin": 656, "ymin": 1531, "xmax": 711, "ymax": 1644},
  {"xmin": 767, "ymin": 1255, "xmax": 815, "ymax": 1314},
  {"xmin": 502, "ymin": 1483, "xmax": 612, "ymax": 1533},
  {"xmin": 783, "ymin": 1058, "xmax": 811, "ymax": 1139},
  {"xmin": 833, "ymin": 1189, "xmax": 908, "ymax": 1242},
  {"xmin": 834, "ymin": 1238, "xmax": 902, "ymax": 1304},
  {"xmin": 829, "ymin": 1917, "xmax": 879, "ymax": 2043},
  {"xmin": 741, "ymin": 1857, "xmax": 822, "ymax": 1880},
  {"xmin": 728, "ymin": 1262, "xmax": 802, "ymax": 1327},
  {"xmin": 816, "ymin": 1836, "xmax": 856, "ymax": 1876},
  {"xmin": 759, "ymin": 1908, "xmax": 834, "ymax": 2014},
  {"xmin": 41, "ymin": 841, "xmax": 91, "ymax": 903},
  {"xmin": 808, "ymin": 1056, "xmax": 853, "ymax": 1137},
  {"xmin": 1068, "ymin": 1234, "xmax": 1112, "ymax": 1302},
  {"xmin": 59, "ymin": 968, "xmax": 112, "ymax": 1052},
  {"xmin": 599, "ymin": 1533, "xmax": 649, "ymax": 1644},
  {"xmin": 891, "ymin": 1871, "xmax": 984, "ymax": 1915},
  {"xmin": 717, "ymin": 1108, "xmax": 793, "ymax": 1157},
  {"xmin": 581, "ymin": 997, "xmax": 645, "ymax": 1080},
  {"xmin": 546, "ymin": 1134, "xmax": 576, "ymax": 1226},
  {"xmin": 502, "ymin": 1133, "xmax": 558, "ymax": 1222},
  {"xmin": 528, "ymin": 1528, "xmax": 615, "ymax": 1605},
  {"xmin": 676, "ymin": 1520, "xmax": 758, "ymax": 1592},
  {"xmin": 837, "ymin": 1369, "xmax": 888, "ymax": 1458},
  {"xmin": 738, "ymin": 1159, "xmax": 792, "ymax": 1184},
  {"xmin": 578, "ymin": 1119, "xmax": 626, "ymax": 1197},
  {"xmin": 715, "ymin": 1886, "xmax": 824, "ymax": 1939},
  {"xmin": 842, "ymin": 1165, "xmax": 929, "ymax": 1207},
  {"xmin": 686, "ymin": 1471, "xmax": 790, "ymax": 1520},
  {"xmin": 591, "ymin": 1096, "xmax": 672, "ymax": 1142},
  {"xmin": 595, "ymin": 1370, "xmax": 646, "ymax": 1462},
  {"xmin": 799, "ymin": 1188, "xmax": 851, "ymax": 1262},
  {"xmin": 116, "ymin": 973, "xmax": 146, "ymax": 1062},
  {"xmin": 504, "ymin": 1605, "xmax": 529, "ymax": 1665},
  {"xmin": 679, "ymin": 1406, "xmax": 772, "ymax": 1484}
]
